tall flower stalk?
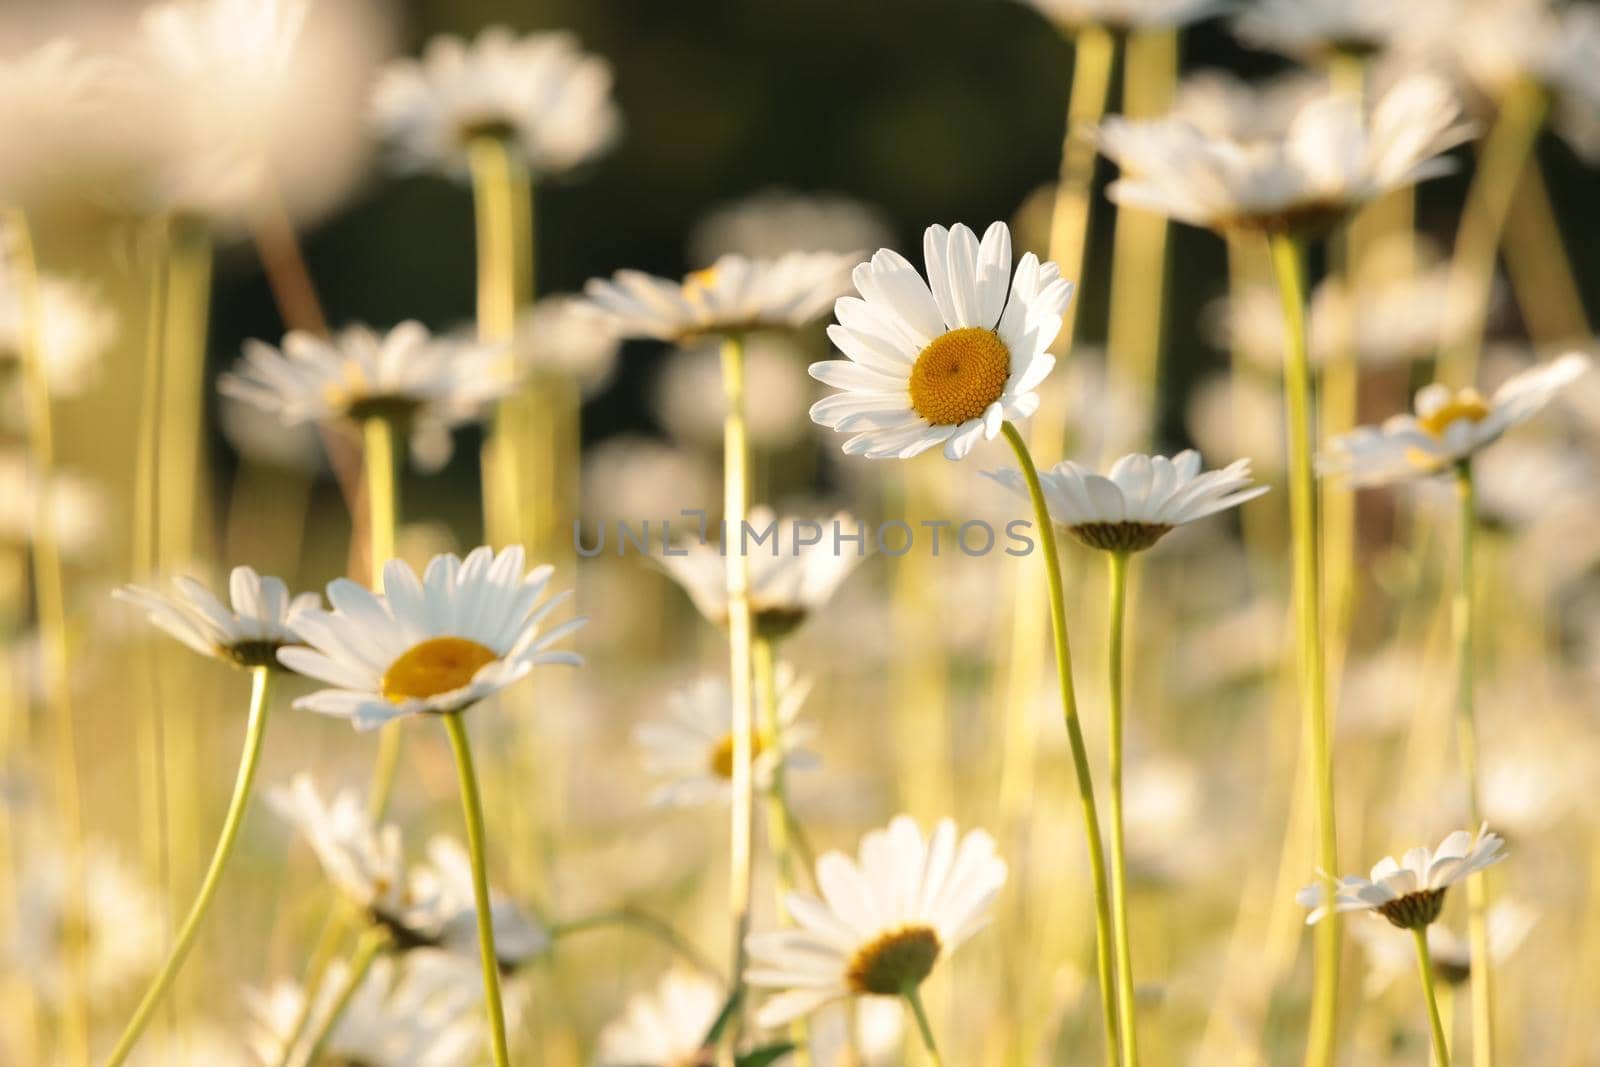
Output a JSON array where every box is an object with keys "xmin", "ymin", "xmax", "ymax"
[
  {"xmin": 1414, "ymin": 928, "xmax": 1452, "ymax": 1067},
  {"xmin": 1104, "ymin": 549, "xmax": 1139, "ymax": 1067},
  {"xmin": 361, "ymin": 412, "xmax": 402, "ymax": 821}
]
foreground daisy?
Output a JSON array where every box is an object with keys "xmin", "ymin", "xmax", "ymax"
[
  {"xmin": 114, "ymin": 565, "xmax": 317, "ymax": 670},
  {"xmin": 371, "ymin": 27, "xmax": 620, "ymax": 181},
  {"xmin": 595, "ymin": 969, "xmax": 725, "ymax": 1067},
  {"xmin": 985, "ymin": 450, "xmax": 1268, "ymax": 553},
  {"xmin": 745, "ymin": 815, "xmax": 1006, "ymax": 1059},
  {"xmin": 1097, "ymin": 74, "xmax": 1473, "ymax": 234},
  {"xmin": 584, "ymin": 250, "xmax": 856, "ymax": 344},
  {"xmin": 281, "ymin": 546, "xmax": 583, "ymax": 731},
  {"xmin": 1320, "ymin": 353, "xmax": 1591, "ymax": 486},
  {"xmin": 1298, "ymin": 825, "xmax": 1506, "ymax": 931},
  {"xmin": 809, "ymin": 221, "xmax": 1073, "ymax": 460}
]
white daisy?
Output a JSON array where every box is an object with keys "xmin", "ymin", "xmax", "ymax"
[
  {"xmin": 414, "ymin": 836, "xmax": 550, "ymax": 971},
  {"xmin": 808, "ymin": 221, "xmax": 1074, "ymax": 461},
  {"xmin": 513, "ymin": 294, "xmax": 621, "ymax": 398},
  {"xmin": 218, "ymin": 322, "xmax": 509, "ymax": 434},
  {"xmin": 1233, "ymin": 0, "xmax": 1410, "ymax": 60},
  {"xmin": 744, "ymin": 815, "xmax": 1007, "ymax": 1027},
  {"xmin": 0, "ymin": 41, "xmax": 109, "ymax": 207},
  {"xmin": 635, "ymin": 667, "xmax": 818, "ymax": 809},
  {"xmin": 0, "ymin": 452, "xmax": 108, "ymax": 560},
  {"xmin": 584, "ymin": 251, "xmax": 856, "ymax": 343},
  {"xmin": 689, "ymin": 189, "xmax": 893, "ymax": 263},
  {"xmin": 1319, "ymin": 352, "xmax": 1591, "ymax": 486},
  {"xmin": 278, "ymin": 546, "xmax": 583, "ymax": 731},
  {"xmin": 371, "ymin": 27, "xmax": 619, "ymax": 181},
  {"xmin": 657, "ymin": 506, "xmax": 865, "ymax": 638},
  {"xmin": 1298, "ymin": 824, "xmax": 1506, "ymax": 930},
  {"xmin": 1098, "ymin": 73, "xmax": 1474, "ymax": 233},
  {"xmin": 0, "ymin": 265, "xmax": 116, "ymax": 400},
  {"xmin": 983, "ymin": 450, "xmax": 1269, "ymax": 552},
  {"xmin": 114, "ymin": 565, "xmax": 319, "ymax": 670},
  {"xmin": 594, "ymin": 969, "xmax": 725, "ymax": 1067},
  {"xmin": 1020, "ymin": 0, "xmax": 1224, "ymax": 31}
]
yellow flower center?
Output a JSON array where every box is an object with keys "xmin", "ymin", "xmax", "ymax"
[
  {"xmin": 908, "ymin": 327, "xmax": 1010, "ymax": 426},
  {"xmin": 1417, "ymin": 391, "xmax": 1491, "ymax": 437},
  {"xmin": 845, "ymin": 924, "xmax": 942, "ymax": 995},
  {"xmin": 685, "ymin": 266, "xmax": 719, "ymax": 292},
  {"xmin": 709, "ymin": 731, "xmax": 766, "ymax": 780},
  {"xmin": 380, "ymin": 637, "xmax": 498, "ymax": 703}
]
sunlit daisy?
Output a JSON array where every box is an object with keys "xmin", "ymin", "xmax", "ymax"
[
  {"xmin": 1098, "ymin": 74, "xmax": 1474, "ymax": 233},
  {"xmin": 584, "ymin": 250, "xmax": 856, "ymax": 344},
  {"xmin": 657, "ymin": 506, "xmax": 864, "ymax": 638},
  {"xmin": 635, "ymin": 667, "xmax": 818, "ymax": 808},
  {"xmin": 809, "ymin": 221, "xmax": 1073, "ymax": 461},
  {"xmin": 279, "ymin": 546, "xmax": 583, "ymax": 730},
  {"xmin": 745, "ymin": 815, "xmax": 1006, "ymax": 1027},
  {"xmin": 594, "ymin": 969, "xmax": 724, "ymax": 1067},
  {"xmin": 371, "ymin": 27, "xmax": 620, "ymax": 181},
  {"xmin": 1233, "ymin": 0, "xmax": 1408, "ymax": 61},
  {"xmin": 114, "ymin": 565, "xmax": 318, "ymax": 670},
  {"xmin": 689, "ymin": 188, "xmax": 892, "ymax": 263},
  {"xmin": 1320, "ymin": 352, "xmax": 1591, "ymax": 486},
  {"xmin": 1021, "ymin": 0, "xmax": 1224, "ymax": 32},
  {"xmin": 984, "ymin": 450, "xmax": 1268, "ymax": 552},
  {"xmin": 1298, "ymin": 825, "xmax": 1506, "ymax": 930}
]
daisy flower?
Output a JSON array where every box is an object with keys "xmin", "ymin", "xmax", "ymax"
[
  {"xmin": 1233, "ymin": 0, "xmax": 1409, "ymax": 61},
  {"xmin": 1097, "ymin": 73, "xmax": 1474, "ymax": 234},
  {"xmin": 1020, "ymin": 0, "xmax": 1224, "ymax": 32},
  {"xmin": 0, "ymin": 265, "xmax": 116, "ymax": 400},
  {"xmin": 1298, "ymin": 825, "xmax": 1506, "ymax": 930},
  {"xmin": 219, "ymin": 322, "xmax": 508, "ymax": 438},
  {"xmin": 689, "ymin": 188, "xmax": 892, "ymax": 263},
  {"xmin": 414, "ymin": 837, "xmax": 551, "ymax": 971},
  {"xmin": 1320, "ymin": 352, "xmax": 1591, "ymax": 486},
  {"xmin": 371, "ymin": 28, "xmax": 620, "ymax": 182},
  {"xmin": 114, "ymin": 565, "xmax": 318, "ymax": 670},
  {"xmin": 635, "ymin": 667, "xmax": 818, "ymax": 808},
  {"xmin": 0, "ymin": 452, "xmax": 107, "ymax": 560},
  {"xmin": 984, "ymin": 450, "xmax": 1269, "ymax": 552},
  {"xmin": 512, "ymin": 294, "xmax": 621, "ymax": 398},
  {"xmin": 745, "ymin": 815, "xmax": 1007, "ymax": 1027},
  {"xmin": 584, "ymin": 250, "xmax": 856, "ymax": 344},
  {"xmin": 656, "ymin": 335, "xmax": 814, "ymax": 450},
  {"xmin": 657, "ymin": 506, "xmax": 864, "ymax": 638},
  {"xmin": 278, "ymin": 546, "xmax": 583, "ymax": 731},
  {"xmin": 808, "ymin": 221, "xmax": 1074, "ymax": 461},
  {"xmin": 594, "ymin": 969, "xmax": 725, "ymax": 1067}
]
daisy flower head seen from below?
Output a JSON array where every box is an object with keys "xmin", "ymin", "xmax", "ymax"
[
  {"xmin": 635, "ymin": 666, "xmax": 818, "ymax": 809},
  {"xmin": 583, "ymin": 250, "xmax": 857, "ymax": 344},
  {"xmin": 371, "ymin": 27, "xmax": 619, "ymax": 182},
  {"xmin": 809, "ymin": 221, "xmax": 1074, "ymax": 461},
  {"xmin": 745, "ymin": 815, "xmax": 1007, "ymax": 1027},
  {"xmin": 279, "ymin": 546, "xmax": 584, "ymax": 731},
  {"xmin": 1232, "ymin": 0, "xmax": 1408, "ymax": 62},
  {"xmin": 1097, "ymin": 73, "xmax": 1474, "ymax": 235},
  {"xmin": 1298, "ymin": 824, "xmax": 1506, "ymax": 931},
  {"xmin": 115, "ymin": 565, "xmax": 318, "ymax": 670},
  {"xmin": 1020, "ymin": 0, "xmax": 1224, "ymax": 32},
  {"xmin": 595, "ymin": 969, "xmax": 725, "ymax": 1067},
  {"xmin": 984, "ymin": 450, "xmax": 1269, "ymax": 553},
  {"xmin": 657, "ymin": 506, "xmax": 865, "ymax": 638},
  {"xmin": 1320, "ymin": 352, "xmax": 1591, "ymax": 487}
]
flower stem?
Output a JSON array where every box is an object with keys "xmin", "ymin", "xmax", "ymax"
[
  {"xmin": 296, "ymin": 927, "xmax": 389, "ymax": 1067},
  {"xmin": 720, "ymin": 332, "xmax": 756, "ymax": 1036},
  {"xmin": 1267, "ymin": 232, "xmax": 1340, "ymax": 1067},
  {"xmin": 441, "ymin": 711, "xmax": 512, "ymax": 1067},
  {"xmin": 1453, "ymin": 463, "xmax": 1495, "ymax": 1067},
  {"xmin": 1413, "ymin": 928, "xmax": 1452, "ymax": 1067},
  {"xmin": 903, "ymin": 983, "xmax": 946, "ymax": 1067},
  {"xmin": 1048, "ymin": 22, "xmax": 1117, "ymax": 357},
  {"xmin": 269, "ymin": 903, "xmax": 356, "ymax": 1067},
  {"xmin": 103, "ymin": 667, "xmax": 275, "ymax": 1067},
  {"xmin": 362, "ymin": 414, "xmax": 404, "ymax": 822},
  {"xmin": 1105, "ymin": 550, "xmax": 1140, "ymax": 1067},
  {"xmin": 1000, "ymin": 420, "xmax": 1122, "ymax": 1067}
]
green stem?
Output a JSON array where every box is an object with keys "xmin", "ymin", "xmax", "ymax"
[
  {"xmin": 1453, "ymin": 464, "xmax": 1495, "ymax": 1067},
  {"xmin": 441, "ymin": 711, "xmax": 512, "ymax": 1067},
  {"xmin": 1413, "ymin": 928, "xmax": 1452, "ymax": 1067},
  {"xmin": 103, "ymin": 668, "xmax": 275, "ymax": 1067},
  {"xmin": 1000, "ymin": 420, "xmax": 1122, "ymax": 1067},
  {"xmin": 1267, "ymin": 232, "xmax": 1340, "ymax": 1067},
  {"xmin": 362, "ymin": 415, "xmax": 403, "ymax": 822},
  {"xmin": 549, "ymin": 909, "xmax": 720, "ymax": 979},
  {"xmin": 1105, "ymin": 550, "xmax": 1139, "ymax": 1067},
  {"xmin": 295, "ymin": 927, "xmax": 389, "ymax": 1067},
  {"xmin": 904, "ymin": 983, "xmax": 946, "ymax": 1067}
]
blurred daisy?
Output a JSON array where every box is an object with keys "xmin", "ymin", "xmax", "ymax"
[
  {"xmin": 371, "ymin": 28, "xmax": 619, "ymax": 181},
  {"xmin": 635, "ymin": 667, "xmax": 818, "ymax": 808},
  {"xmin": 0, "ymin": 41, "xmax": 108, "ymax": 207},
  {"xmin": 1170, "ymin": 69, "xmax": 1327, "ymax": 142},
  {"xmin": 114, "ymin": 565, "xmax": 318, "ymax": 670},
  {"xmin": 9, "ymin": 838, "xmax": 163, "ymax": 1005},
  {"xmin": 594, "ymin": 969, "xmax": 724, "ymax": 1067},
  {"xmin": 0, "ymin": 452, "xmax": 107, "ymax": 560},
  {"xmin": 513, "ymin": 294, "xmax": 621, "ymax": 397},
  {"xmin": 745, "ymin": 815, "xmax": 1007, "ymax": 1027},
  {"xmin": 414, "ymin": 837, "xmax": 550, "ymax": 971},
  {"xmin": 657, "ymin": 506, "xmax": 864, "ymax": 637},
  {"xmin": 279, "ymin": 546, "xmax": 583, "ymax": 731},
  {"xmin": 809, "ymin": 221, "xmax": 1073, "ymax": 461},
  {"xmin": 689, "ymin": 189, "xmax": 892, "ymax": 263},
  {"xmin": 1098, "ymin": 74, "xmax": 1473, "ymax": 233},
  {"xmin": 1320, "ymin": 352, "xmax": 1590, "ymax": 486},
  {"xmin": 1354, "ymin": 899, "xmax": 1536, "ymax": 993},
  {"xmin": 580, "ymin": 435, "xmax": 717, "ymax": 524},
  {"xmin": 1298, "ymin": 825, "xmax": 1506, "ymax": 930},
  {"xmin": 984, "ymin": 450, "xmax": 1268, "ymax": 552},
  {"xmin": 1233, "ymin": 0, "xmax": 1408, "ymax": 60},
  {"xmin": 656, "ymin": 334, "xmax": 813, "ymax": 450},
  {"xmin": 0, "ymin": 267, "xmax": 116, "ymax": 400},
  {"xmin": 584, "ymin": 250, "xmax": 856, "ymax": 344},
  {"xmin": 1021, "ymin": 0, "xmax": 1224, "ymax": 31}
]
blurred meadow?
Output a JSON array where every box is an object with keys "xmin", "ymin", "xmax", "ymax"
[{"xmin": 3, "ymin": 0, "xmax": 1600, "ymax": 1065}]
